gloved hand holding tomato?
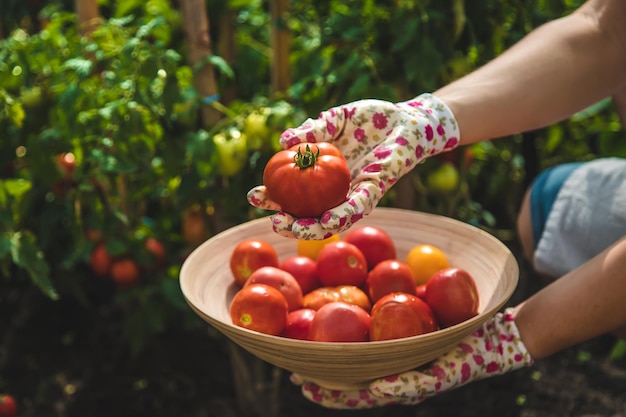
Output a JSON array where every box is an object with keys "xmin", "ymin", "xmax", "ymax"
[
  {"xmin": 247, "ymin": 93, "xmax": 461, "ymax": 239},
  {"xmin": 291, "ymin": 308, "xmax": 534, "ymax": 409}
]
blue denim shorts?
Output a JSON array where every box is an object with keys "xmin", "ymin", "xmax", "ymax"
[{"xmin": 529, "ymin": 162, "xmax": 585, "ymax": 246}]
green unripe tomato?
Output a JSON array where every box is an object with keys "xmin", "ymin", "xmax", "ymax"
[
  {"xmin": 244, "ymin": 110, "xmax": 272, "ymax": 151},
  {"xmin": 213, "ymin": 128, "xmax": 248, "ymax": 177},
  {"xmin": 426, "ymin": 162, "xmax": 459, "ymax": 193}
]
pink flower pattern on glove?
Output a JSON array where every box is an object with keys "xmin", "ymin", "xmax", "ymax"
[
  {"xmin": 294, "ymin": 308, "xmax": 534, "ymax": 409},
  {"xmin": 247, "ymin": 93, "xmax": 460, "ymax": 239}
]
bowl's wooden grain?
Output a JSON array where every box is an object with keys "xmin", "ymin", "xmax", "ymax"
[{"xmin": 180, "ymin": 208, "xmax": 519, "ymax": 390}]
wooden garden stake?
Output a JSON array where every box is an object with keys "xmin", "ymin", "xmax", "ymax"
[
  {"xmin": 270, "ymin": 0, "xmax": 291, "ymax": 95},
  {"xmin": 179, "ymin": 0, "xmax": 221, "ymax": 128},
  {"xmin": 74, "ymin": 0, "xmax": 101, "ymax": 36},
  {"xmin": 218, "ymin": 7, "xmax": 237, "ymax": 104}
]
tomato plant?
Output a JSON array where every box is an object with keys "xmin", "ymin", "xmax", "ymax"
[
  {"xmin": 315, "ymin": 241, "xmax": 368, "ymax": 287},
  {"xmin": 425, "ymin": 267, "xmax": 479, "ymax": 328},
  {"xmin": 282, "ymin": 308, "xmax": 317, "ymax": 340},
  {"xmin": 229, "ymin": 283, "xmax": 289, "ymax": 336},
  {"xmin": 308, "ymin": 302, "xmax": 371, "ymax": 342},
  {"xmin": 244, "ymin": 266, "xmax": 303, "ymax": 311},
  {"xmin": 263, "ymin": 142, "xmax": 351, "ymax": 218},
  {"xmin": 405, "ymin": 243, "xmax": 450, "ymax": 285},
  {"xmin": 229, "ymin": 239, "xmax": 279, "ymax": 286},
  {"xmin": 279, "ymin": 255, "xmax": 321, "ymax": 294},
  {"xmin": 366, "ymin": 259, "xmax": 417, "ymax": 303},
  {"xmin": 343, "ymin": 225, "xmax": 396, "ymax": 270}
]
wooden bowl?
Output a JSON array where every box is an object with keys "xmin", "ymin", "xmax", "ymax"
[{"xmin": 180, "ymin": 208, "xmax": 519, "ymax": 390}]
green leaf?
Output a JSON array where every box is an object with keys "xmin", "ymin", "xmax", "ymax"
[
  {"xmin": 113, "ymin": 0, "xmax": 143, "ymax": 18},
  {"xmin": 7, "ymin": 100, "xmax": 25, "ymax": 127},
  {"xmin": 570, "ymin": 97, "xmax": 612, "ymax": 122},
  {"xmin": 609, "ymin": 339, "xmax": 626, "ymax": 361},
  {"xmin": 0, "ymin": 234, "xmax": 11, "ymax": 258},
  {"xmin": 10, "ymin": 231, "xmax": 58, "ymax": 300},
  {"xmin": 194, "ymin": 55, "xmax": 234, "ymax": 79},
  {"xmin": 62, "ymin": 58, "xmax": 94, "ymax": 79},
  {"xmin": 544, "ymin": 124, "xmax": 564, "ymax": 154},
  {"xmin": 160, "ymin": 278, "xmax": 187, "ymax": 309},
  {"xmin": 2, "ymin": 178, "xmax": 32, "ymax": 198},
  {"xmin": 136, "ymin": 17, "xmax": 166, "ymax": 39}
]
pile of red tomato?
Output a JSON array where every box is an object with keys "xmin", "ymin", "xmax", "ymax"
[{"xmin": 228, "ymin": 225, "xmax": 479, "ymax": 342}]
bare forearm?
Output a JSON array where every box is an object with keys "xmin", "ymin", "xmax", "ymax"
[
  {"xmin": 435, "ymin": 0, "xmax": 626, "ymax": 144},
  {"xmin": 513, "ymin": 234, "xmax": 626, "ymax": 359}
]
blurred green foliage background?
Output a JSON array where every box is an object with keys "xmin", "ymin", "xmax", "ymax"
[{"xmin": 0, "ymin": 0, "xmax": 623, "ymax": 361}]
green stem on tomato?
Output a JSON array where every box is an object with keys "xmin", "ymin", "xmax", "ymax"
[{"xmin": 293, "ymin": 145, "xmax": 320, "ymax": 169}]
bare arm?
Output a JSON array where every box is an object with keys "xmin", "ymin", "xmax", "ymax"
[
  {"xmin": 513, "ymin": 234, "xmax": 626, "ymax": 359},
  {"xmin": 435, "ymin": 0, "xmax": 626, "ymax": 144}
]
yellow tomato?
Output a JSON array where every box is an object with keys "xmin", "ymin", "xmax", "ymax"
[
  {"xmin": 406, "ymin": 244, "xmax": 450, "ymax": 285},
  {"xmin": 297, "ymin": 234, "xmax": 340, "ymax": 261}
]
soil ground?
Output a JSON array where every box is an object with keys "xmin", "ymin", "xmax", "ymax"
[{"xmin": 2, "ymin": 241, "xmax": 626, "ymax": 417}]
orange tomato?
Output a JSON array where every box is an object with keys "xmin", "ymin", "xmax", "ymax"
[
  {"xmin": 405, "ymin": 243, "xmax": 450, "ymax": 285},
  {"xmin": 335, "ymin": 285, "xmax": 372, "ymax": 313},
  {"xmin": 302, "ymin": 287, "xmax": 342, "ymax": 311}
]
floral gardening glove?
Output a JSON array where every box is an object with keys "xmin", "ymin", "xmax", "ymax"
[
  {"xmin": 292, "ymin": 308, "xmax": 534, "ymax": 409},
  {"xmin": 247, "ymin": 93, "xmax": 460, "ymax": 239}
]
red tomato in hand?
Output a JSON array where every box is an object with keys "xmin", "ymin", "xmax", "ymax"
[
  {"xmin": 371, "ymin": 292, "xmax": 439, "ymax": 335},
  {"xmin": 230, "ymin": 239, "xmax": 279, "ymax": 286},
  {"xmin": 282, "ymin": 308, "xmax": 317, "ymax": 340},
  {"xmin": 230, "ymin": 283, "xmax": 289, "ymax": 335},
  {"xmin": 343, "ymin": 225, "xmax": 396, "ymax": 269},
  {"xmin": 366, "ymin": 259, "xmax": 417, "ymax": 303},
  {"xmin": 302, "ymin": 287, "xmax": 342, "ymax": 310},
  {"xmin": 308, "ymin": 302, "xmax": 371, "ymax": 342},
  {"xmin": 244, "ymin": 266, "xmax": 304, "ymax": 311},
  {"xmin": 425, "ymin": 267, "xmax": 479, "ymax": 327},
  {"xmin": 263, "ymin": 142, "xmax": 351, "ymax": 218},
  {"xmin": 315, "ymin": 241, "xmax": 368, "ymax": 287},
  {"xmin": 370, "ymin": 301, "xmax": 427, "ymax": 341},
  {"xmin": 279, "ymin": 255, "xmax": 321, "ymax": 294}
]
